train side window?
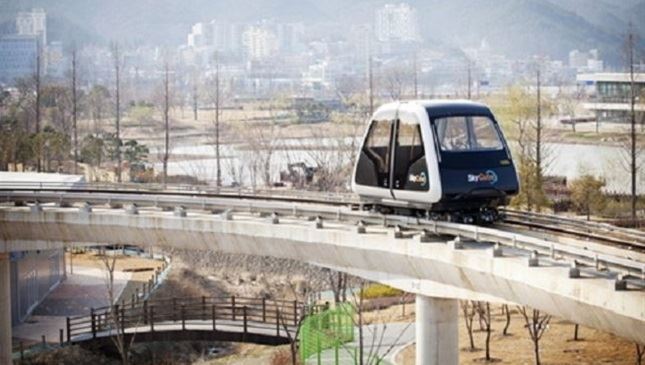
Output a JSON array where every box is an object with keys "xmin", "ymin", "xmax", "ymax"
[
  {"xmin": 361, "ymin": 119, "xmax": 393, "ymax": 188},
  {"xmin": 393, "ymin": 121, "xmax": 428, "ymax": 191}
]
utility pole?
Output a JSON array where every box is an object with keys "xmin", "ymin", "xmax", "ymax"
[
  {"xmin": 162, "ymin": 60, "xmax": 170, "ymax": 187},
  {"xmin": 112, "ymin": 43, "xmax": 122, "ymax": 183},
  {"xmin": 35, "ymin": 39, "xmax": 42, "ymax": 172},
  {"xmin": 71, "ymin": 46, "xmax": 78, "ymax": 175},
  {"xmin": 214, "ymin": 52, "xmax": 221, "ymax": 188}
]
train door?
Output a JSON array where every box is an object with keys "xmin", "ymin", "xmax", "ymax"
[
  {"xmin": 353, "ymin": 107, "xmax": 397, "ymax": 199},
  {"xmin": 391, "ymin": 107, "xmax": 431, "ymax": 202}
]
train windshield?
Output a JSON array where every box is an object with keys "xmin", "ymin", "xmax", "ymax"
[{"xmin": 433, "ymin": 116, "xmax": 503, "ymax": 152}]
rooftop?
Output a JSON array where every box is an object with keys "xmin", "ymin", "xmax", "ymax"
[{"xmin": 577, "ymin": 72, "xmax": 645, "ymax": 83}]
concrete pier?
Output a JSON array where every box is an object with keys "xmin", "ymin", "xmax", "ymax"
[
  {"xmin": 416, "ymin": 294, "xmax": 458, "ymax": 365},
  {"xmin": 0, "ymin": 253, "xmax": 11, "ymax": 365}
]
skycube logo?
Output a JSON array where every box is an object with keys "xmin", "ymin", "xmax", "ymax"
[
  {"xmin": 408, "ymin": 172, "xmax": 427, "ymax": 186},
  {"xmin": 467, "ymin": 170, "xmax": 498, "ymax": 184}
]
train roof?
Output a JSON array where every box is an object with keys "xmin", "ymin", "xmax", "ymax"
[
  {"xmin": 374, "ymin": 100, "xmax": 495, "ymax": 119},
  {"xmin": 408, "ymin": 99, "xmax": 493, "ymax": 118}
]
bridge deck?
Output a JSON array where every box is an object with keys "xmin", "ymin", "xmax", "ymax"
[{"xmin": 72, "ymin": 319, "xmax": 298, "ymax": 346}]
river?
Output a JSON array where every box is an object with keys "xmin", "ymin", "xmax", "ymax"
[{"xmin": 152, "ymin": 139, "xmax": 643, "ymax": 194}]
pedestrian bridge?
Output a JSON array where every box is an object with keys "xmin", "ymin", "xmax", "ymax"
[
  {"xmin": 67, "ymin": 296, "xmax": 300, "ymax": 347},
  {"xmin": 0, "ymin": 190, "xmax": 643, "ymax": 365}
]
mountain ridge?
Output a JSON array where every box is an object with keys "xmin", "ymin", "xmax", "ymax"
[{"xmin": 0, "ymin": 0, "xmax": 641, "ymax": 66}]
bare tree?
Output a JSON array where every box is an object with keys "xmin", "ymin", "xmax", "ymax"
[
  {"xmin": 192, "ymin": 71, "xmax": 199, "ymax": 121},
  {"xmin": 161, "ymin": 57, "xmax": 171, "ymax": 187},
  {"xmin": 535, "ymin": 66, "xmax": 545, "ymax": 195},
  {"xmin": 572, "ymin": 323, "xmax": 581, "ymax": 341},
  {"xmin": 327, "ymin": 270, "xmax": 348, "ymax": 304},
  {"xmin": 383, "ymin": 66, "xmax": 406, "ymax": 100},
  {"xmin": 275, "ymin": 272, "xmax": 316, "ymax": 365},
  {"xmin": 557, "ymin": 82, "xmax": 585, "ymax": 133},
  {"xmin": 624, "ymin": 23, "xmax": 640, "ymax": 225},
  {"xmin": 518, "ymin": 306, "xmax": 551, "ymax": 365},
  {"xmin": 341, "ymin": 281, "xmax": 411, "ymax": 365},
  {"xmin": 70, "ymin": 45, "xmax": 79, "ymax": 174},
  {"xmin": 88, "ymin": 85, "xmax": 110, "ymax": 133},
  {"xmin": 99, "ymin": 247, "xmax": 131, "ymax": 365},
  {"xmin": 503, "ymin": 85, "xmax": 551, "ymax": 211},
  {"xmin": 413, "ymin": 51, "xmax": 419, "ymax": 98},
  {"xmin": 368, "ymin": 56, "xmax": 374, "ymax": 115},
  {"xmin": 480, "ymin": 302, "xmax": 493, "ymax": 361},
  {"xmin": 460, "ymin": 300, "xmax": 477, "ymax": 351},
  {"xmin": 502, "ymin": 304, "xmax": 511, "ymax": 336},
  {"xmin": 35, "ymin": 39, "xmax": 42, "ymax": 171},
  {"xmin": 467, "ymin": 58, "xmax": 472, "ymax": 99},
  {"xmin": 209, "ymin": 52, "xmax": 222, "ymax": 187},
  {"xmin": 241, "ymin": 104, "xmax": 284, "ymax": 189},
  {"xmin": 636, "ymin": 343, "xmax": 645, "ymax": 365},
  {"xmin": 111, "ymin": 42, "xmax": 123, "ymax": 182},
  {"xmin": 297, "ymin": 114, "xmax": 363, "ymax": 192}
]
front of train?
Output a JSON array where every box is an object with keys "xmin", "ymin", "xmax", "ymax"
[{"xmin": 426, "ymin": 101, "xmax": 519, "ymax": 223}]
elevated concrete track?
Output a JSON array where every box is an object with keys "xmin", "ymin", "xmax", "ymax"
[{"xmin": 0, "ymin": 189, "xmax": 643, "ymax": 365}]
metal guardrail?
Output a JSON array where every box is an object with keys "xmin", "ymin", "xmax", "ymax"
[
  {"xmin": 66, "ymin": 296, "xmax": 303, "ymax": 343},
  {"xmin": 1, "ymin": 189, "xmax": 644, "ymax": 282}
]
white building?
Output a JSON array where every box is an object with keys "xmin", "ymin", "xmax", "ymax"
[
  {"xmin": 577, "ymin": 72, "xmax": 645, "ymax": 124},
  {"xmin": 375, "ymin": 3, "xmax": 420, "ymax": 43},
  {"xmin": 16, "ymin": 8, "xmax": 46, "ymax": 46},
  {"xmin": 242, "ymin": 26, "xmax": 278, "ymax": 60},
  {"xmin": 187, "ymin": 22, "xmax": 212, "ymax": 48},
  {"xmin": 569, "ymin": 49, "xmax": 603, "ymax": 72}
]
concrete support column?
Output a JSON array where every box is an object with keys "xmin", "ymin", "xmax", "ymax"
[
  {"xmin": 416, "ymin": 294, "xmax": 459, "ymax": 365},
  {"xmin": 0, "ymin": 253, "xmax": 11, "ymax": 365}
]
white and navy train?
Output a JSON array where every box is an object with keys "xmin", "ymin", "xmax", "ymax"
[{"xmin": 351, "ymin": 100, "xmax": 519, "ymax": 223}]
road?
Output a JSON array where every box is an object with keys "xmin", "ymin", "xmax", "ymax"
[{"xmin": 305, "ymin": 322, "xmax": 414, "ymax": 365}]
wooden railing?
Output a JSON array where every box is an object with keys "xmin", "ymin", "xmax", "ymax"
[{"xmin": 66, "ymin": 296, "xmax": 305, "ymax": 343}]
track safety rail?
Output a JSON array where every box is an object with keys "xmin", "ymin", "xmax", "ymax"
[
  {"xmin": 501, "ymin": 208, "xmax": 645, "ymax": 250},
  {"xmin": 0, "ymin": 181, "xmax": 357, "ymax": 204},
  {"xmin": 1, "ymin": 189, "xmax": 644, "ymax": 283}
]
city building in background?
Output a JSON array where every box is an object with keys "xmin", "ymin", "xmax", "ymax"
[
  {"xmin": 0, "ymin": 35, "xmax": 38, "ymax": 83},
  {"xmin": 242, "ymin": 25, "xmax": 279, "ymax": 60},
  {"xmin": 16, "ymin": 8, "xmax": 46, "ymax": 46},
  {"xmin": 577, "ymin": 72, "xmax": 645, "ymax": 124},
  {"xmin": 374, "ymin": 3, "xmax": 419, "ymax": 43},
  {"xmin": 0, "ymin": 8, "xmax": 67, "ymax": 83},
  {"xmin": 569, "ymin": 49, "xmax": 604, "ymax": 73}
]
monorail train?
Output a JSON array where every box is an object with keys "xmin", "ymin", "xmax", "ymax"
[{"xmin": 351, "ymin": 100, "xmax": 519, "ymax": 223}]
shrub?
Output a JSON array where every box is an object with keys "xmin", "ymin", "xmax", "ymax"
[{"xmin": 360, "ymin": 283, "xmax": 403, "ymax": 299}]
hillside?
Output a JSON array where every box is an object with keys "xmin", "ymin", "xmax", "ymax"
[{"xmin": 0, "ymin": 0, "xmax": 641, "ymax": 65}]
